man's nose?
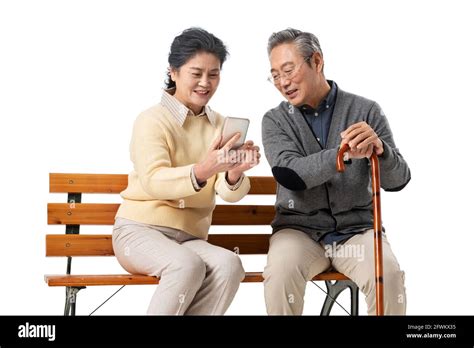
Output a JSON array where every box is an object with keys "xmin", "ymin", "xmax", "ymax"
[{"xmin": 280, "ymin": 76, "xmax": 291, "ymax": 88}]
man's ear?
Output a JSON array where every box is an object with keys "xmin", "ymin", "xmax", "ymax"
[{"xmin": 312, "ymin": 52, "xmax": 324, "ymax": 73}]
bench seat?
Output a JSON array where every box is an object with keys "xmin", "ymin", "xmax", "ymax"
[{"xmin": 45, "ymin": 271, "xmax": 350, "ymax": 287}]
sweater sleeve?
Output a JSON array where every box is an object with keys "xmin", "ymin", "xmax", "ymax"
[
  {"xmin": 214, "ymin": 172, "xmax": 250, "ymax": 202},
  {"xmin": 130, "ymin": 113, "xmax": 199, "ymax": 200},
  {"xmin": 367, "ymin": 102, "xmax": 411, "ymax": 191},
  {"xmin": 262, "ymin": 111, "xmax": 338, "ymax": 191}
]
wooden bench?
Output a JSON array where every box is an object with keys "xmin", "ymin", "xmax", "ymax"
[{"xmin": 45, "ymin": 173, "xmax": 359, "ymax": 315}]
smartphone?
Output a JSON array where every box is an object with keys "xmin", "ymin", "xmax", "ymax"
[{"xmin": 220, "ymin": 117, "xmax": 250, "ymax": 149}]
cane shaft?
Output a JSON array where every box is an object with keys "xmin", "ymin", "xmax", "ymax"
[
  {"xmin": 336, "ymin": 144, "xmax": 384, "ymax": 315},
  {"xmin": 371, "ymin": 154, "xmax": 384, "ymax": 316}
]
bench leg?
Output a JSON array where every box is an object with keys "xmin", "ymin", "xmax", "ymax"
[
  {"xmin": 320, "ymin": 280, "xmax": 359, "ymax": 316},
  {"xmin": 348, "ymin": 280, "xmax": 359, "ymax": 316},
  {"xmin": 64, "ymin": 286, "xmax": 85, "ymax": 316}
]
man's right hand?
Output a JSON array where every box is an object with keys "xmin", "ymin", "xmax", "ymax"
[
  {"xmin": 340, "ymin": 142, "xmax": 374, "ymax": 160},
  {"xmin": 194, "ymin": 132, "xmax": 242, "ymax": 184}
]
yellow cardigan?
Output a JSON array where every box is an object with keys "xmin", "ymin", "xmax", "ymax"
[{"xmin": 116, "ymin": 103, "xmax": 251, "ymax": 239}]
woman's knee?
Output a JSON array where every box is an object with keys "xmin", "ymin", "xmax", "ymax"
[
  {"xmin": 213, "ymin": 251, "xmax": 245, "ymax": 283},
  {"xmin": 167, "ymin": 253, "xmax": 207, "ymax": 283}
]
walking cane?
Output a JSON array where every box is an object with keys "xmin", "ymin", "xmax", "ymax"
[{"xmin": 336, "ymin": 144, "xmax": 384, "ymax": 316}]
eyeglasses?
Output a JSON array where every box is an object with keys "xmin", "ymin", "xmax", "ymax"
[{"xmin": 267, "ymin": 57, "xmax": 310, "ymax": 86}]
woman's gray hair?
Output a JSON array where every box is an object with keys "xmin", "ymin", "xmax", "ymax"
[{"xmin": 267, "ymin": 28, "xmax": 323, "ymax": 62}]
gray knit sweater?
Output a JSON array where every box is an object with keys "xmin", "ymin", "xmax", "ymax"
[{"xmin": 261, "ymin": 86, "xmax": 411, "ymax": 242}]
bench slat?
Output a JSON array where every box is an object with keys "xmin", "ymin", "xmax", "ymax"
[
  {"xmin": 48, "ymin": 204, "xmax": 275, "ymax": 225},
  {"xmin": 44, "ymin": 272, "xmax": 349, "ymax": 287},
  {"xmin": 50, "ymin": 173, "xmax": 128, "ymax": 194},
  {"xmin": 46, "ymin": 234, "xmax": 271, "ymax": 256},
  {"xmin": 50, "ymin": 173, "xmax": 277, "ymax": 195}
]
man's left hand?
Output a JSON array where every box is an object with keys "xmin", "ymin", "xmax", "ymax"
[{"xmin": 340, "ymin": 121, "xmax": 384, "ymax": 157}]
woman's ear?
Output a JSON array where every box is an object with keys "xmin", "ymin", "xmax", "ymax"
[{"xmin": 169, "ymin": 67, "xmax": 178, "ymax": 82}]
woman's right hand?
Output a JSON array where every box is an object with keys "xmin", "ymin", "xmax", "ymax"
[{"xmin": 194, "ymin": 133, "xmax": 242, "ymax": 184}]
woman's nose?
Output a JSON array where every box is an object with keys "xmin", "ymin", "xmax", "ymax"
[{"xmin": 198, "ymin": 77, "xmax": 211, "ymax": 87}]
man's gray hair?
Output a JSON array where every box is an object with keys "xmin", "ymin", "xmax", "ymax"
[{"xmin": 267, "ymin": 28, "xmax": 323, "ymax": 60}]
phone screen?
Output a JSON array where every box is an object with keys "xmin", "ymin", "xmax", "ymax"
[{"xmin": 220, "ymin": 117, "xmax": 250, "ymax": 149}]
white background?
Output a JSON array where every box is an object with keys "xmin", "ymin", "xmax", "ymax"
[{"xmin": 1, "ymin": 0, "xmax": 473, "ymax": 315}]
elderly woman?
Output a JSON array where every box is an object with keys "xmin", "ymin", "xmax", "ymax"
[{"xmin": 113, "ymin": 28, "xmax": 260, "ymax": 315}]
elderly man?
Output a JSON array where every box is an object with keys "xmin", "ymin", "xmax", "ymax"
[{"xmin": 261, "ymin": 28, "xmax": 411, "ymax": 315}]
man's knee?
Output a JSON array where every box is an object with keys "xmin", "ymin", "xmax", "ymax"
[
  {"xmin": 263, "ymin": 253, "xmax": 309, "ymax": 285},
  {"xmin": 359, "ymin": 260, "xmax": 405, "ymax": 295},
  {"xmin": 263, "ymin": 258, "xmax": 308, "ymax": 315}
]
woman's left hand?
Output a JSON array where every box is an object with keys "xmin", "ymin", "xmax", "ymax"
[{"xmin": 226, "ymin": 140, "xmax": 261, "ymax": 184}]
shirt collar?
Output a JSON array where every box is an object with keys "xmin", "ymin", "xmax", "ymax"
[
  {"xmin": 324, "ymin": 80, "xmax": 337, "ymax": 109},
  {"xmin": 160, "ymin": 88, "xmax": 217, "ymax": 128},
  {"xmin": 299, "ymin": 80, "xmax": 338, "ymax": 114}
]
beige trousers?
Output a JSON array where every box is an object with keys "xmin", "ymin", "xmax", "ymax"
[
  {"xmin": 112, "ymin": 218, "xmax": 245, "ymax": 315},
  {"xmin": 263, "ymin": 228, "xmax": 406, "ymax": 315}
]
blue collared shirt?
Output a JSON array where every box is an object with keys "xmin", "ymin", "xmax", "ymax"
[
  {"xmin": 300, "ymin": 81, "xmax": 358, "ymax": 245},
  {"xmin": 299, "ymin": 80, "xmax": 337, "ymax": 148}
]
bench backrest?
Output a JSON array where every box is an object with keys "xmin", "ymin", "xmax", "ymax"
[{"xmin": 47, "ymin": 173, "xmax": 277, "ymax": 257}]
